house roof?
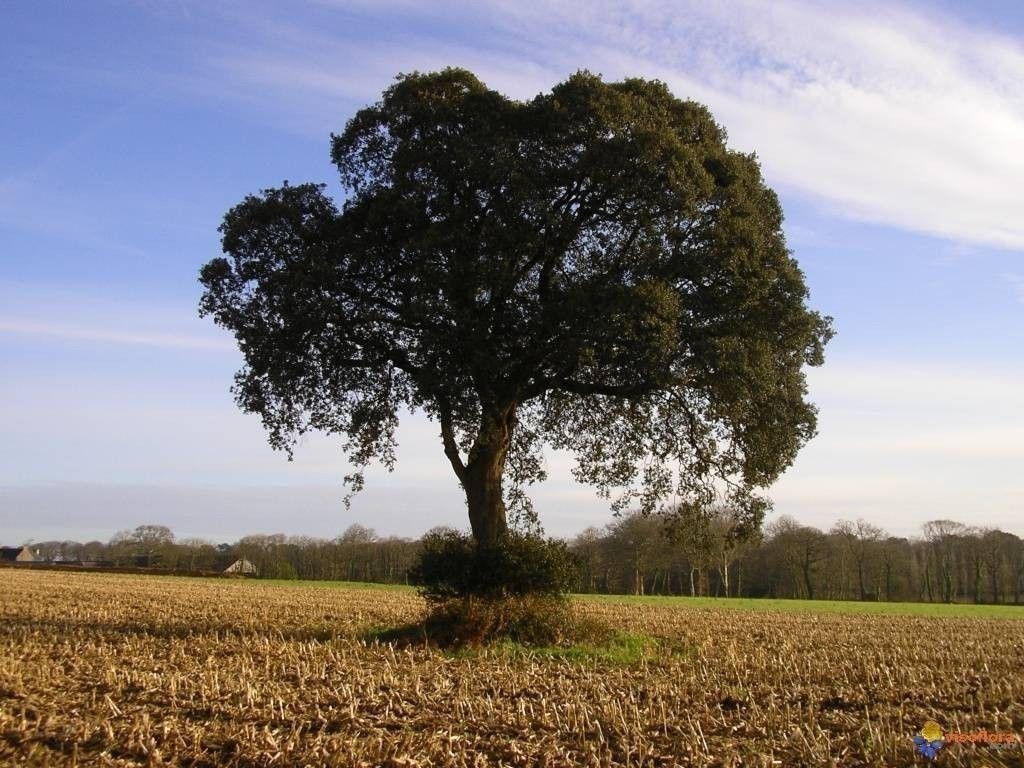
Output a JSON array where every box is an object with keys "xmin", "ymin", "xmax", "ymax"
[{"xmin": 0, "ymin": 546, "xmax": 34, "ymax": 562}]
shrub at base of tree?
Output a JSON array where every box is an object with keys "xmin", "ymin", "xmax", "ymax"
[
  {"xmin": 371, "ymin": 594, "xmax": 616, "ymax": 649},
  {"xmin": 392, "ymin": 530, "xmax": 606, "ymax": 647},
  {"xmin": 410, "ymin": 530, "xmax": 580, "ymax": 602},
  {"xmin": 424, "ymin": 594, "xmax": 584, "ymax": 647}
]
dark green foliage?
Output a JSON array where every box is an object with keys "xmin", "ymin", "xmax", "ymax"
[
  {"xmin": 199, "ymin": 67, "xmax": 833, "ymax": 554},
  {"xmin": 410, "ymin": 529, "xmax": 579, "ymax": 602}
]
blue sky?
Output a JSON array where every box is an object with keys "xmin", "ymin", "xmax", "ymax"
[{"xmin": 2, "ymin": 0, "xmax": 1023, "ymax": 544}]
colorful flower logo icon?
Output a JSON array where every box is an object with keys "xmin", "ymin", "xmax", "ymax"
[{"xmin": 913, "ymin": 721, "xmax": 945, "ymax": 760}]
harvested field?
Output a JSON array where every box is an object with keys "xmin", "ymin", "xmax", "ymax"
[{"xmin": 1, "ymin": 570, "xmax": 1022, "ymax": 766}]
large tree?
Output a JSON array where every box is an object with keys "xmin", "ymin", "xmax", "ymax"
[{"xmin": 199, "ymin": 69, "xmax": 832, "ymax": 550}]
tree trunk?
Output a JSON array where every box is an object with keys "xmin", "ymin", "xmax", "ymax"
[
  {"xmin": 460, "ymin": 408, "xmax": 516, "ymax": 550},
  {"xmin": 463, "ymin": 456, "xmax": 508, "ymax": 549},
  {"xmin": 803, "ymin": 557, "xmax": 815, "ymax": 600},
  {"xmin": 633, "ymin": 562, "xmax": 644, "ymax": 595}
]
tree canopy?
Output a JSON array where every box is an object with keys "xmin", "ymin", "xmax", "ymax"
[{"xmin": 199, "ymin": 68, "xmax": 832, "ymax": 549}]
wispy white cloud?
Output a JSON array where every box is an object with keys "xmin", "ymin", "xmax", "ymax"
[
  {"xmin": 0, "ymin": 319, "xmax": 233, "ymax": 350},
  {"xmin": 770, "ymin": 359, "xmax": 1024, "ymax": 535},
  {"xmin": 0, "ymin": 98, "xmax": 160, "ymax": 256},
  {"xmin": 204, "ymin": 28, "xmax": 562, "ymax": 113},
  {"xmin": 205, "ymin": 0, "xmax": 1024, "ymax": 250},
  {"xmin": 806, "ymin": 362, "xmax": 1024, "ymax": 407},
  {"xmin": 0, "ymin": 282, "xmax": 233, "ymax": 351}
]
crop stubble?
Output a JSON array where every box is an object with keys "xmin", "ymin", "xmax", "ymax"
[{"xmin": 0, "ymin": 570, "xmax": 1021, "ymax": 766}]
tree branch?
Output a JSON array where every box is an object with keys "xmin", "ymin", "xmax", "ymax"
[
  {"xmin": 437, "ymin": 397, "xmax": 467, "ymax": 482},
  {"xmin": 522, "ymin": 377, "xmax": 657, "ymax": 400}
]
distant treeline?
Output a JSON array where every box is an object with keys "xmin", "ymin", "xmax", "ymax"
[{"xmin": 10, "ymin": 515, "xmax": 1024, "ymax": 604}]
